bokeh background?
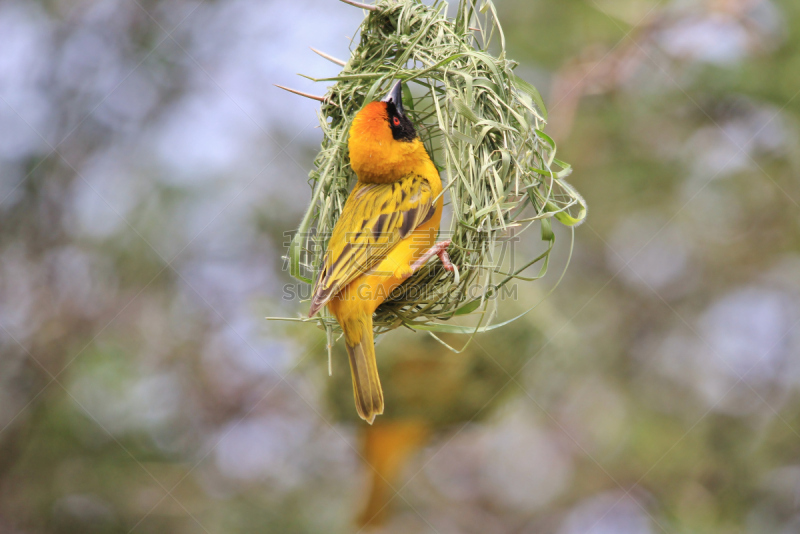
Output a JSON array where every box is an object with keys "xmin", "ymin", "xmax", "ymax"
[{"xmin": 1, "ymin": 0, "xmax": 800, "ymax": 532}]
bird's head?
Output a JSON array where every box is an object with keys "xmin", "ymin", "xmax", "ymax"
[{"xmin": 348, "ymin": 81, "xmax": 430, "ymax": 183}]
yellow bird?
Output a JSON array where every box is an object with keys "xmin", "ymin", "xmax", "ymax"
[{"xmin": 308, "ymin": 81, "xmax": 454, "ymax": 424}]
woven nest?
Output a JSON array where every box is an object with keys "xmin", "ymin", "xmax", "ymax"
[{"xmin": 287, "ymin": 0, "xmax": 586, "ymax": 340}]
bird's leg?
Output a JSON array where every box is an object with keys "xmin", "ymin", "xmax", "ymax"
[{"xmin": 410, "ymin": 240, "xmax": 455, "ymax": 273}]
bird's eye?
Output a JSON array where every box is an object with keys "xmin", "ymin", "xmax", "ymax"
[{"xmin": 392, "ymin": 117, "xmax": 401, "ymax": 126}]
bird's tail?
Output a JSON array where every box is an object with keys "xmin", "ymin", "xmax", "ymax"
[{"xmin": 344, "ymin": 314, "xmax": 384, "ymax": 424}]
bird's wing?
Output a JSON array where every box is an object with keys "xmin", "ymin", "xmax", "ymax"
[{"xmin": 308, "ymin": 175, "xmax": 436, "ymax": 317}]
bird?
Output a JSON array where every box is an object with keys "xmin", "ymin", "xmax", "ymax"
[{"xmin": 308, "ymin": 80, "xmax": 455, "ymax": 424}]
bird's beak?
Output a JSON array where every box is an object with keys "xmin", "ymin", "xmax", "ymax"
[{"xmin": 381, "ymin": 80, "xmax": 405, "ymax": 116}]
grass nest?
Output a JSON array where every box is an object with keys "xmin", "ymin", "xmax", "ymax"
[{"xmin": 287, "ymin": 0, "xmax": 586, "ymax": 342}]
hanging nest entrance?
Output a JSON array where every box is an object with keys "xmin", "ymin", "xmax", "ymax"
[{"xmin": 285, "ymin": 0, "xmax": 586, "ymax": 340}]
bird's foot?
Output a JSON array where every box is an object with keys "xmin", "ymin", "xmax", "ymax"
[
  {"xmin": 432, "ymin": 240, "xmax": 455, "ymax": 272},
  {"xmin": 411, "ymin": 240, "xmax": 458, "ymax": 283}
]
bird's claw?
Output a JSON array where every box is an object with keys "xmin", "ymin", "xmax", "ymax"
[
  {"xmin": 434, "ymin": 240, "xmax": 455, "ymax": 272},
  {"xmin": 410, "ymin": 240, "xmax": 458, "ymax": 284}
]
